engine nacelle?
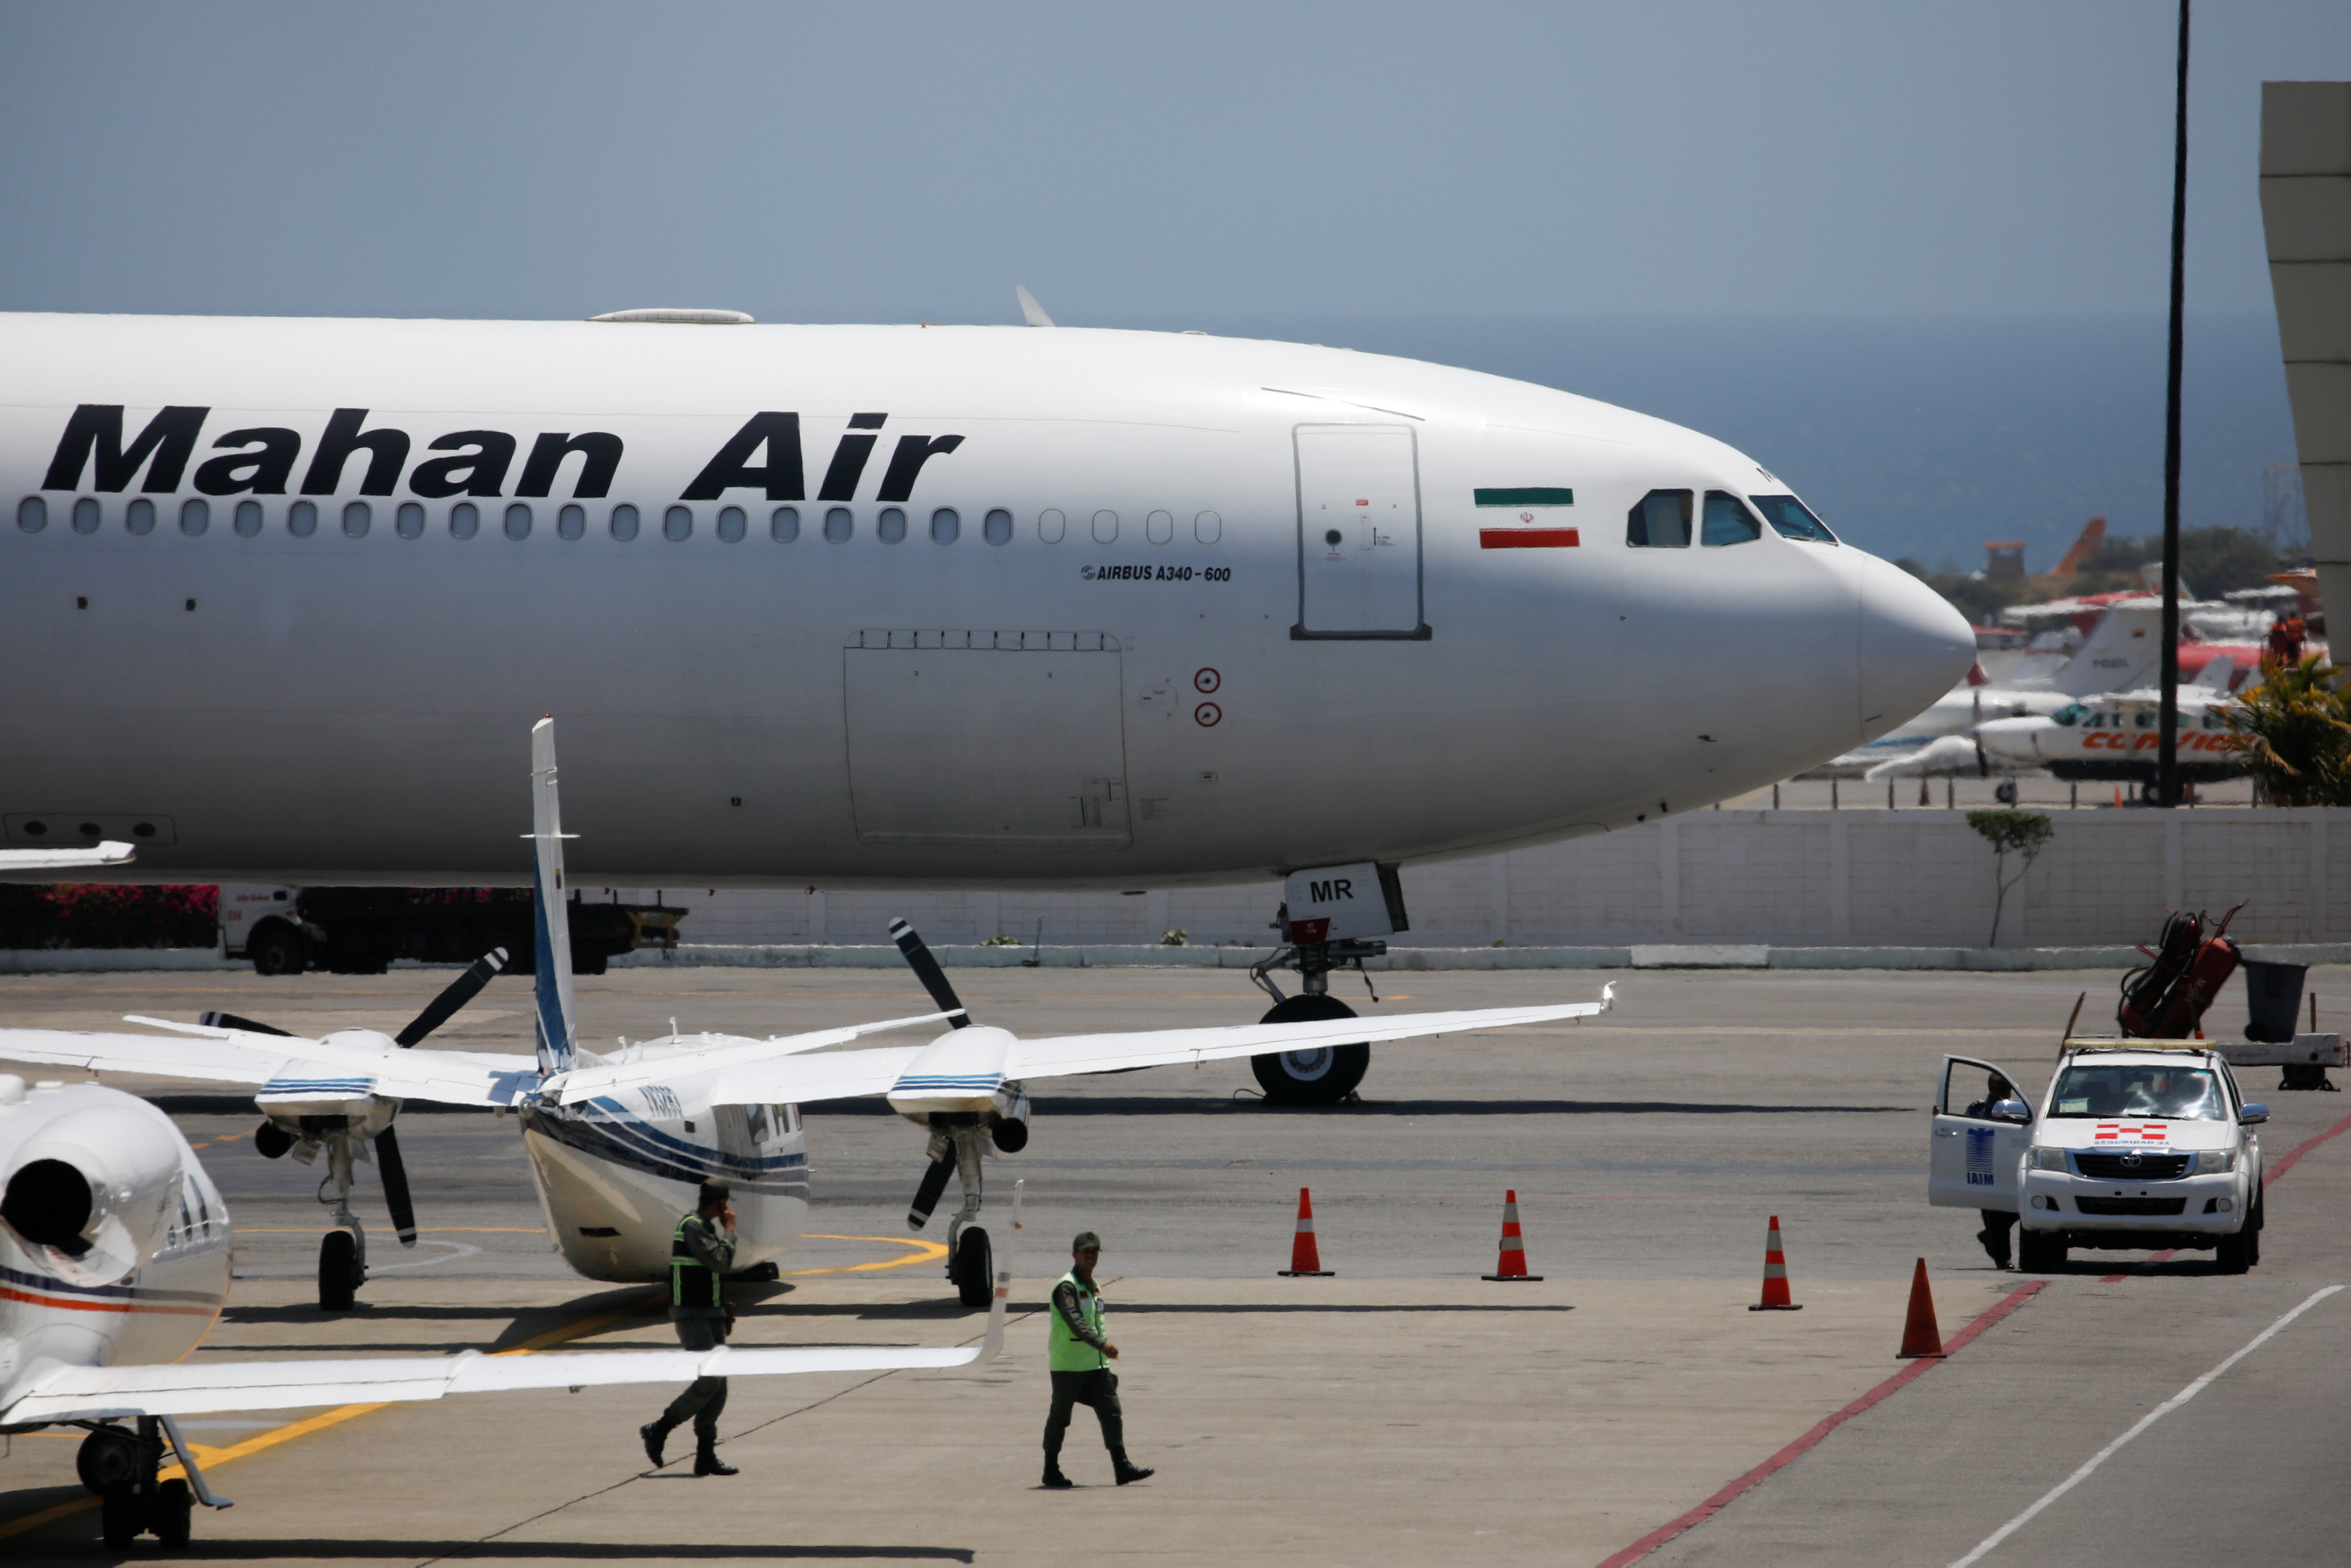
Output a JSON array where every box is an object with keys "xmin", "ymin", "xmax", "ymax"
[{"xmin": 0, "ymin": 1082, "xmax": 183, "ymax": 1285}]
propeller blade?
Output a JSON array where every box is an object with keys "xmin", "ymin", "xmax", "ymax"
[
  {"xmin": 376, "ymin": 1125, "xmax": 418, "ymax": 1247},
  {"xmin": 394, "ymin": 948, "xmax": 509, "ymax": 1048},
  {"xmin": 199, "ymin": 1011, "xmax": 292, "ymax": 1037},
  {"xmin": 887, "ymin": 919, "xmax": 969, "ymax": 1028},
  {"xmin": 907, "ymin": 1154, "xmax": 955, "ymax": 1230}
]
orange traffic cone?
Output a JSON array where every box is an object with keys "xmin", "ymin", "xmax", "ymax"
[
  {"xmin": 1896, "ymin": 1257, "xmax": 1946, "ymax": 1358},
  {"xmin": 1482, "ymin": 1189, "xmax": 1544, "ymax": 1281},
  {"xmin": 1748, "ymin": 1215, "xmax": 1803, "ymax": 1310},
  {"xmin": 1278, "ymin": 1187, "xmax": 1333, "ymax": 1276}
]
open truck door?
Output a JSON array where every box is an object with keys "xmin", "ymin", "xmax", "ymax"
[{"xmin": 1931, "ymin": 1055, "xmax": 2031, "ymax": 1212}]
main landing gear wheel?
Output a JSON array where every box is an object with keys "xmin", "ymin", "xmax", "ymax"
[
  {"xmin": 951, "ymin": 1226, "xmax": 993, "ymax": 1309},
  {"xmin": 318, "ymin": 1228, "xmax": 361, "ymax": 1311},
  {"xmin": 1250, "ymin": 995, "xmax": 1370, "ymax": 1105},
  {"xmin": 101, "ymin": 1485, "xmax": 142, "ymax": 1548},
  {"xmin": 153, "ymin": 1479, "xmax": 194, "ymax": 1549},
  {"xmin": 77, "ymin": 1426, "xmax": 140, "ymax": 1493}
]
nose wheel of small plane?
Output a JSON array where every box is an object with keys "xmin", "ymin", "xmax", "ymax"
[
  {"xmin": 948, "ymin": 1224, "xmax": 993, "ymax": 1309},
  {"xmin": 318, "ymin": 1226, "xmax": 363, "ymax": 1311}
]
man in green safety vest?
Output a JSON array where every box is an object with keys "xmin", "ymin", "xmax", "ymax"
[
  {"xmin": 639, "ymin": 1181, "xmax": 741, "ymax": 1477},
  {"xmin": 1043, "ymin": 1230, "xmax": 1154, "ymax": 1489}
]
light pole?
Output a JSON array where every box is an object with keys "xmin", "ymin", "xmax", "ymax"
[{"xmin": 2156, "ymin": 0, "xmax": 2190, "ymax": 806}]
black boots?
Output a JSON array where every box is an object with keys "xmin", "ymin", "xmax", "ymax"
[
  {"xmin": 639, "ymin": 1422, "xmax": 670, "ymax": 1469},
  {"xmin": 1112, "ymin": 1452, "xmax": 1155, "ymax": 1485},
  {"xmin": 1976, "ymin": 1228, "xmax": 2012, "ymax": 1270},
  {"xmin": 1043, "ymin": 1459, "xmax": 1074, "ymax": 1489},
  {"xmin": 694, "ymin": 1438, "xmax": 738, "ymax": 1477}
]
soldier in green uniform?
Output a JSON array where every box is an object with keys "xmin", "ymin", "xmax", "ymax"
[
  {"xmin": 639, "ymin": 1181, "xmax": 741, "ymax": 1477},
  {"xmin": 1043, "ymin": 1230, "xmax": 1153, "ymax": 1489}
]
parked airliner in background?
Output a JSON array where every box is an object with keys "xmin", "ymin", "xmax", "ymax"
[
  {"xmin": 0, "ymin": 1073, "xmax": 1009, "ymax": 1551},
  {"xmin": 0, "ymin": 720, "xmax": 1615, "ymax": 1322},
  {"xmin": 0, "ymin": 301, "xmax": 1971, "ymax": 910}
]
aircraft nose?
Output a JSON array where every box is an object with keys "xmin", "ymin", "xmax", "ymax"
[{"xmin": 1854, "ymin": 553, "xmax": 1976, "ymax": 737}]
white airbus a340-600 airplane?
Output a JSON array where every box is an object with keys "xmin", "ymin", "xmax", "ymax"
[
  {"xmin": 0, "ymin": 1072, "xmax": 1010, "ymax": 1551},
  {"xmin": 0, "ymin": 720, "xmax": 1616, "ymax": 1325},
  {"xmin": 0, "ymin": 302, "xmax": 1970, "ymax": 920}
]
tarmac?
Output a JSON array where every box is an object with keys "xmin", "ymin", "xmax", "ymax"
[{"xmin": 3, "ymin": 962, "xmax": 2349, "ymax": 1565}]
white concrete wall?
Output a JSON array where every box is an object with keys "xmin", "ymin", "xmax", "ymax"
[{"xmin": 594, "ymin": 808, "xmax": 2351, "ymax": 951}]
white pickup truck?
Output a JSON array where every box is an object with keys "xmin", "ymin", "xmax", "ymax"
[{"xmin": 1931, "ymin": 1044, "xmax": 2268, "ymax": 1274}]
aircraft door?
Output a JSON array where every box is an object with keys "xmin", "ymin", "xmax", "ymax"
[
  {"xmin": 1293, "ymin": 424, "xmax": 1427, "ymax": 639},
  {"xmin": 1929, "ymin": 1055, "xmax": 2031, "ymax": 1213}
]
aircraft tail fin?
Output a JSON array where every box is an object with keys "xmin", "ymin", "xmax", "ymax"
[
  {"xmin": 529, "ymin": 717, "xmax": 579, "ymax": 1076},
  {"xmin": 2192, "ymin": 653, "xmax": 2235, "ymax": 691},
  {"xmin": 2052, "ymin": 516, "xmax": 2106, "ymax": 576},
  {"xmin": 2047, "ymin": 602, "xmax": 2167, "ymax": 697}
]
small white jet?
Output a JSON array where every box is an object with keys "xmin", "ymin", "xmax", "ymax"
[
  {"xmin": 0, "ymin": 719, "xmax": 1614, "ymax": 1317},
  {"xmin": 0, "ymin": 1074, "xmax": 1008, "ymax": 1551}
]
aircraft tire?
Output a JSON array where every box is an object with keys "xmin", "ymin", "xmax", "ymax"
[
  {"xmin": 1250, "ymin": 995, "xmax": 1370, "ymax": 1105},
  {"xmin": 154, "ymin": 1479, "xmax": 193, "ymax": 1549},
  {"xmin": 76, "ymin": 1426, "xmax": 140, "ymax": 1493},
  {"xmin": 952, "ymin": 1226, "xmax": 993, "ymax": 1309},
  {"xmin": 250, "ymin": 923, "xmax": 304, "ymax": 976},
  {"xmin": 99, "ymin": 1485, "xmax": 141, "ymax": 1548},
  {"xmin": 318, "ymin": 1230, "xmax": 360, "ymax": 1311}
]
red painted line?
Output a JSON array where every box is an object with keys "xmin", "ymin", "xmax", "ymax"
[
  {"xmin": 0, "ymin": 1285, "xmax": 216, "ymax": 1317},
  {"xmin": 1480, "ymin": 527, "xmax": 1579, "ymax": 549},
  {"xmin": 1593, "ymin": 1279, "xmax": 2047, "ymax": 1568},
  {"xmin": 2100, "ymin": 1104, "xmax": 2351, "ymax": 1280}
]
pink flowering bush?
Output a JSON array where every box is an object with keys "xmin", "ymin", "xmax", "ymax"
[{"xmin": 0, "ymin": 883, "xmax": 220, "ymax": 949}]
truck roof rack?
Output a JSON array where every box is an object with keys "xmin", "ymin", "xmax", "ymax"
[{"xmin": 2060, "ymin": 1037, "xmax": 2217, "ymax": 1054}]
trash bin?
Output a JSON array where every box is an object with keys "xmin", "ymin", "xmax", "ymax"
[{"xmin": 2243, "ymin": 957, "xmax": 2308, "ymax": 1044}]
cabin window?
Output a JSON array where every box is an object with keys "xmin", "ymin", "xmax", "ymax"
[
  {"xmin": 2053, "ymin": 703, "xmax": 2085, "ymax": 727},
  {"xmin": 717, "ymin": 506, "xmax": 746, "ymax": 543},
  {"xmin": 73, "ymin": 498, "xmax": 101, "ymax": 534},
  {"xmin": 1701, "ymin": 491, "xmax": 1761, "ymax": 547},
  {"xmin": 396, "ymin": 502, "xmax": 426, "ymax": 539},
  {"xmin": 2135, "ymin": 710, "xmax": 2154, "ymax": 729},
  {"xmin": 1749, "ymin": 494, "xmax": 1838, "ymax": 543},
  {"xmin": 1147, "ymin": 509, "xmax": 1174, "ymax": 545},
  {"xmin": 609, "ymin": 504, "xmax": 637, "ymax": 541},
  {"xmin": 559, "ymin": 504, "xmax": 586, "ymax": 541},
  {"xmin": 931, "ymin": 507, "xmax": 959, "ymax": 544},
  {"xmin": 663, "ymin": 505, "xmax": 692, "ymax": 541},
  {"xmin": 1195, "ymin": 510, "xmax": 1222, "ymax": 545},
  {"xmin": 449, "ymin": 502, "xmax": 478, "ymax": 539},
  {"xmin": 1092, "ymin": 509, "xmax": 1119, "ymax": 544},
  {"xmin": 771, "ymin": 506, "xmax": 799, "ymax": 543},
  {"xmin": 877, "ymin": 506, "xmax": 906, "ymax": 544},
  {"xmin": 1038, "ymin": 508, "xmax": 1066, "ymax": 543},
  {"xmin": 288, "ymin": 500, "xmax": 318, "ymax": 537},
  {"xmin": 824, "ymin": 506, "xmax": 853, "ymax": 543},
  {"xmin": 126, "ymin": 498, "xmax": 157, "ymax": 535},
  {"xmin": 234, "ymin": 500, "xmax": 263, "ymax": 537},
  {"xmin": 1626, "ymin": 489, "xmax": 1691, "ymax": 548},
  {"xmin": 179, "ymin": 498, "xmax": 208, "ymax": 536},
  {"xmin": 16, "ymin": 496, "xmax": 45, "ymax": 533},
  {"xmin": 343, "ymin": 502, "xmax": 371, "ymax": 538},
  {"xmin": 505, "ymin": 503, "xmax": 533, "ymax": 540},
  {"xmin": 983, "ymin": 507, "xmax": 1013, "ymax": 545}
]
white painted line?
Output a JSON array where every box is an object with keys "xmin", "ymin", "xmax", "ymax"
[{"xmin": 1949, "ymin": 1284, "xmax": 2344, "ymax": 1567}]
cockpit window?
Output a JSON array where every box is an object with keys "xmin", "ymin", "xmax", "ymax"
[
  {"xmin": 1748, "ymin": 494, "xmax": 1837, "ymax": 543},
  {"xmin": 2053, "ymin": 703, "xmax": 2086, "ymax": 727},
  {"xmin": 1701, "ymin": 491, "xmax": 1762, "ymax": 547},
  {"xmin": 1626, "ymin": 490, "xmax": 1692, "ymax": 549}
]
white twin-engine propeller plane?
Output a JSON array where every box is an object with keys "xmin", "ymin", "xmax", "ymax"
[
  {"xmin": 0, "ymin": 1076, "xmax": 1011, "ymax": 1551},
  {"xmin": 0, "ymin": 718, "xmax": 1614, "ymax": 1321}
]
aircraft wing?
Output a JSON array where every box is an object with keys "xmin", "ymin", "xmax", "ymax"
[
  {"xmin": 4, "ymin": 1340, "xmax": 987, "ymax": 1424},
  {"xmin": 1003, "ymin": 992, "xmax": 1615, "ymax": 1080},
  {"xmin": 699, "ymin": 1045, "xmax": 928, "ymax": 1108},
  {"xmin": 0, "ymin": 840, "xmax": 134, "ymax": 870},
  {"xmin": 0, "ymin": 1025, "xmax": 540, "ymax": 1109},
  {"xmin": 543, "ymin": 1011, "xmax": 959, "ymax": 1102}
]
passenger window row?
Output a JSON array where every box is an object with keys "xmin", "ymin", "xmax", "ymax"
[
  {"xmin": 1625, "ymin": 490, "xmax": 1838, "ymax": 549},
  {"xmin": 16, "ymin": 496, "xmax": 1227, "ymax": 547}
]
